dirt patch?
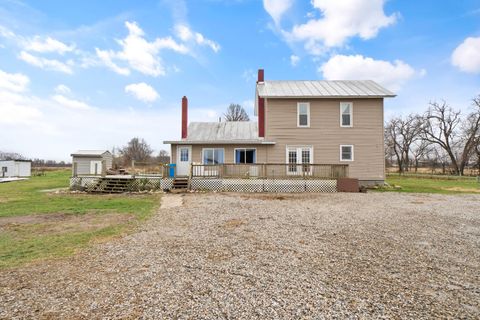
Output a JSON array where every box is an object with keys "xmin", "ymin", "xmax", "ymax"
[
  {"xmin": 222, "ymin": 218, "xmax": 245, "ymax": 229},
  {"xmin": 238, "ymin": 193, "xmax": 304, "ymax": 201},
  {"xmin": 443, "ymin": 187, "xmax": 480, "ymax": 193},
  {"xmin": 0, "ymin": 213, "xmax": 68, "ymax": 226},
  {"xmin": 160, "ymin": 194, "xmax": 183, "ymax": 209},
  {"xmin": 207, "ymin": 248, "xmax": 234, "ymax": 261},
  {"xmin": 0, "ymin": 213, "xmax": 134, "ymax": 235}
]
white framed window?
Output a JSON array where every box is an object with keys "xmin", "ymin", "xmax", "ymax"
[
  {"xmin": 202, "ymin": 148, "xmax": 225, "ymax": 164},
  {"xmin": 180, "ymin": 148, "xmax": 189, "ymax": 161},
  {"xmin": 340, "ymin": 145, "xmax": 354, "ymax": 161},
  {"xmin": 340, "ymin": 102, "xmax": 353, "ymax": 127},
  {"xmin": 286, "ymin": 146, "xmax": 313, "ymax": 174},
  {"xmin": 297, "ymin": 102, "xmax": 310, "ymax": 127}
]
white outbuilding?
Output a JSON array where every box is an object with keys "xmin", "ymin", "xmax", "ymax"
[
  {"xmin": 71, "ymin": 150, "xmax": 113, "ymax": 176},
  {"xmin": 0, "ymin": 160, "xmax": 32, "ymax": 178}
]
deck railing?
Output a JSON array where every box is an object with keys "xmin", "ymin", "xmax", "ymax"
[{"xmin": 191, "ymin": 163, "xmax": 348, "ymax": 179}]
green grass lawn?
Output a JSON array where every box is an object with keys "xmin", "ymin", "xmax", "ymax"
[
  {"xmin": 380, "ymin": 175, "xmax": 480, "ymax": 194},
  {"xmin": 0, "ymin": 170, "xmax": 160, "ymax": 269}
]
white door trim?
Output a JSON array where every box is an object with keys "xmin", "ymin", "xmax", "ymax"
[
  {"xmin": 176, "ymin": 145, "xmax": 192, "ymax": 176},
  {"xmin": 90, "ymin": 160, "xmax": 102, "ymax": 175}
]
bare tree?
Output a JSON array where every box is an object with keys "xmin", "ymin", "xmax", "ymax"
[
  {"xmin": 157, "ymin": 149, "xmax": 170, "ymax": 163},
  {"xmin": 0, "ymin": 151, "xmax": 26, "ymax": 160},
  {"xmin": 385, "ymin": 114, "xmax": 422, "ymax": 173},
  {"xmin": 410, "ymin": 139, "xmax": 432, "ymax": 172},
  {"xmin": 422, "ymin": 98, "xmax": 480, "ymax": 175},
  {"xmin": 119, "ymin": 137, "xmax": 153, "ymax": 165},
  {"xmin": 224, "ymin": 103, "xmax": 250, "ymax": 121}
]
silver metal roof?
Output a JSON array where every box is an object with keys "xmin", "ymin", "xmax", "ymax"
[
  {"xmin": 257, "ymin": 80, "xmax": 396, "ymax": 98},
  {"xmin": 164, "ymin": 122, "xmax": 275, "ymax": 145},
  {"xmin": 71, "ymin": 150, "xmax": 110, "ymax": 156}
]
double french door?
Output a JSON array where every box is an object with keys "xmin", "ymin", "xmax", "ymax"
[{"xmin": 287, "ymin": 146, "xmax": 312, "ymax": 175}]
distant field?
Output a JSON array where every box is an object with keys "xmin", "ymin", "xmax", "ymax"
[
  {"xmin": 0, "ymin": 170, "xmax": 160, "ymax": 269},
  {"xmin": 382, "ymin": 174, "xmax": 480, "ymax": 194}
]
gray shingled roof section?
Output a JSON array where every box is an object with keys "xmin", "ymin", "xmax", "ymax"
[
  {"xmin": 257, "ymin": 80, "xmax": 396, "ymax": 98},
  {"xmin": 186, "ymin": 122, "xmax": 260, "ymax": 141},
  {"xmin": 71, "ymin": 150, "xmax": 109, "ymax": 156}
]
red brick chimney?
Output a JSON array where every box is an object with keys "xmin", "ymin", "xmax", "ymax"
[
  {"xmin": 257, "ymin": 69, "xmax": 265, "ymax": 138},
  {"xmin": 181, "ymin": 96, "xmax": 188, "ymax": 139}
]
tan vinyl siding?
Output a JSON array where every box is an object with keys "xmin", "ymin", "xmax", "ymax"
[
  {"xmin": 171, "ymin": 144, "xmax": 269, "ymax": 164},
  {"xmin": 264, "ymin": 98, "xmax": 385, "ymax": 181}
]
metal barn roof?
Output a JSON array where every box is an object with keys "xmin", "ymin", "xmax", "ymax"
[
  {"xmin": 256, "ymin": 80, "xmax": 396, "ymax": 98},
  {"xmin": 71, "ymin": 150, "xmax": 111, "ymax": 157},
  {"xmin": 164, "ymin": 122, "xmax": 275, "ymax": 145}
]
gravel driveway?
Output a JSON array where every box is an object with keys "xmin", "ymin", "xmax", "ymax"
[{"xmin": 1, "ymin": 192, "xmax": 479, "ymax": 319}]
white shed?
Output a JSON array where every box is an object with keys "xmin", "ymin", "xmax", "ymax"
[
  {"xmin": 0, "ymin": 160, "xmax": 32, "ymax": 178},
  {"xmin": 71, "ymin": 150, "xmax": 113, "ymax": 176}
]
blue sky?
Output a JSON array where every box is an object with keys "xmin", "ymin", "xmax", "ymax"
[{"xmin": 0, "ymin": 0, "xmax": 479, "ymax": 161}]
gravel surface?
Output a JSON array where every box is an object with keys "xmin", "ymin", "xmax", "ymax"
[{"xmin": 1, "ymin": 192, "xmax": 479, "ymax": 319}]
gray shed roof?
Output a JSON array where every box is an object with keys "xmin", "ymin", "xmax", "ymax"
[
  {"xmin": 164, "ymin": 122, "xmax": 275, "ymax": 145},
  {"xmin": 257, "ymin": 80, "xmax": 396, "ymax": 98},
  {"xmin": 71, "ymin": 150, "xmax": 111, "ymax": 157}
]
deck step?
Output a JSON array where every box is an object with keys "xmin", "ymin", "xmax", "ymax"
[
  {"xmin": 85, "ymin": 177, "xmax": 134, "ymax": 193},
  {"xmin": 172, "ymin": 178, "xmax": 190, "ymax": 190}
]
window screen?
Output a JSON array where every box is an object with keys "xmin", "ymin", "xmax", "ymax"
[
  {"xmin": 341, "ymin": 145, "xmax": 353, "ymax": 161},
  {"xmin": 341, "ymin": 103, "xmax": 352, "ymax": 126},
  {"xmin": 298, "ymin": 103, "xmax": 309, "ymax": 127}
]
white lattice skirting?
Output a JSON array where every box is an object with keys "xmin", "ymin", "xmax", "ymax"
[
  {"xmin": 190, "ymin": 178, "xmax": 337, "ymax": 192},
  {"xmin": 70, "ymin": 177, "xmax": 337, "ymax": 193}
]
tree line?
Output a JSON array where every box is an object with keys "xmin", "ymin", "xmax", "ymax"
[{"xmin": 385, "ymin": 95, "xmax": 480, "ymax": 175}]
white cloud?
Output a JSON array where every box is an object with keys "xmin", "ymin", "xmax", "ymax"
[
  {"xmin": 290, "ymin": 54, "xmax": 300, "ymax": 66},
  {"xmin": 24, "ymin": 36, "xmax": 74, "ymax": 54},
  {"xmin": 19, "ymin": 51, "xmax": 73, "ymax": 74},
  {"xmin": 174, "ymin": 24, "xmax": 221, "ymax": 52},
  {"xmin": 0, "ymin": 70, "xmax": 43, "ymax": 126},
  {"xmin": 242, "ymin": 69, "xmax": 257, "ymax": 83},
  {"xmin": 95, "ymin": 21, "xmax": 189, "ymax": 77},
  {"xmin": 54, "ymin": 84, "xmax": 71, "ymax": 94},
  {"xmin": 0, "ymin": 69, "xmax": 29, "ymax": 92},
  {"xmin": 263, "ymin": 0, "xmax": 294, "ymax": 25},
  {"xmin": 125, "ymin": 82, "xmax": 159, "ymax": 103},
  {"xmin": 320, "ymin": 54, "xmax": 419, "ymax": 91},
  {"xmin": 283, "ymin": 0, "xmax": 397, "ymax": 54},
  {"xmin": 51, "ymin": 94, "xmax": 93, "ymax": 110},
  {"xmin": 95, "ymin": 48, "xmax": 130, "ymax": 75},
  {"xmin": 451, "ymin": 37, "xmax": 480, "ymax": 74}
]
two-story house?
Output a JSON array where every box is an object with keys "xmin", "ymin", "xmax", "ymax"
[{"xmin": 164, "ymin": 69, "xmax": 395, "ymax": 186}]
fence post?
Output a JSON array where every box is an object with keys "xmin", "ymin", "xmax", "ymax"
[
  {"xmin": 101, "ymin": 160, "xmax": 106, "ymax": 177},
  {"xmin": 73, "ymin": 162, "xmax": 78, "ymax": 177}
]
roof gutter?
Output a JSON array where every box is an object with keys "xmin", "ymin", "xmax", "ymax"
[{"xmin": 163, "ymin": 140, "xmax": 276, "ymax": 145}]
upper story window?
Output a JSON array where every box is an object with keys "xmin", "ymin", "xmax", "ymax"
[
  {"xmin": 297, "ymin": 102, "xmax": 310, "ymax": 127},
  {"xmin": 340, "ymin": 102, "xmax": 353, "ymax": 127},
  {"xmin": 340, "ymin": 145, "xmax": 354, "ymax": 161}
]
